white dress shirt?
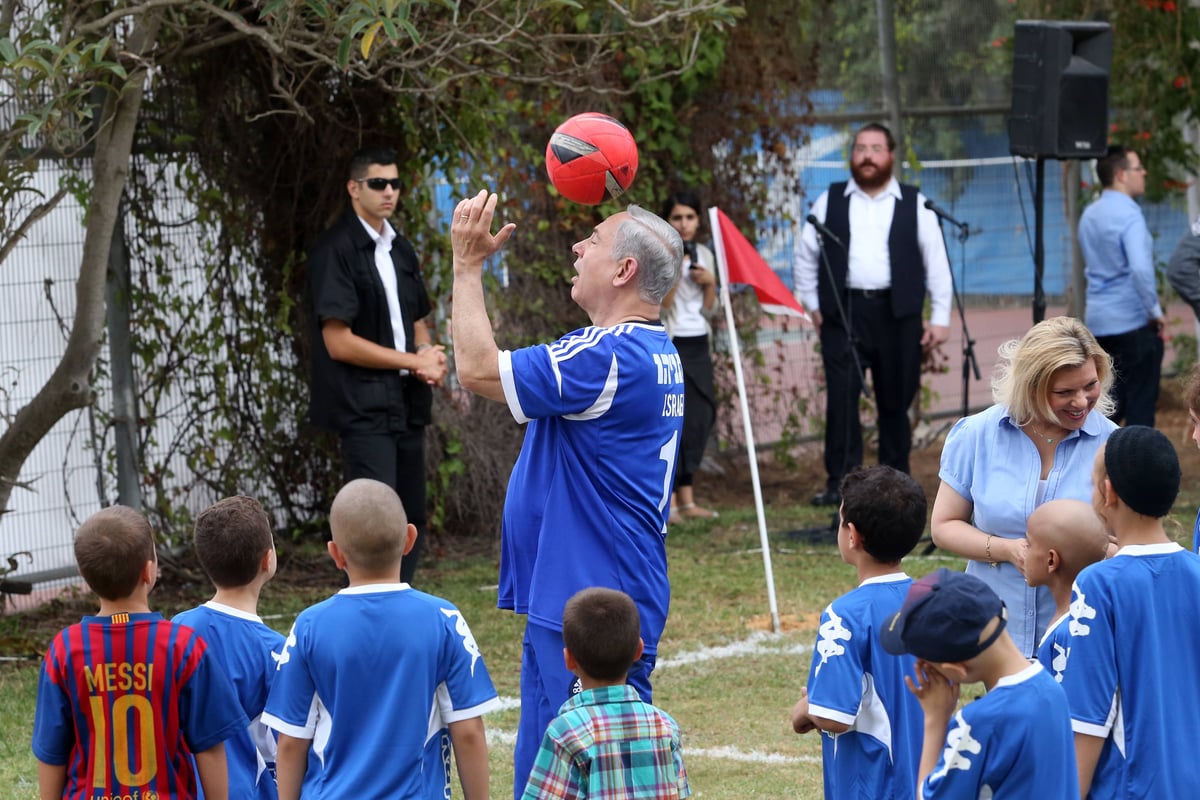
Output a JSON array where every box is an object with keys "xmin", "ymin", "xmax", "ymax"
[
  {"xmin": 357, "ymin": 215, "xmax": 408, "ymax": 356},
  {"xmin": 792, "ymin": 177, "xmax": 953, "ymax": 327}
]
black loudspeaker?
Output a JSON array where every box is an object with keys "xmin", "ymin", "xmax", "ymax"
[{"xmin": 1009, "ymin": 20, "xmax": 1112, "ymax": 159}]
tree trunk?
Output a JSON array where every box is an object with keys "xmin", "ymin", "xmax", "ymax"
[{"xmin": 0, "ymin": 16, "xmax": 161, "ymax": 519}]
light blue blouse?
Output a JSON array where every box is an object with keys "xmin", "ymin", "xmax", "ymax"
[{"xmin": 938, "ymin": 403, "xmax": 1117, "ymax": 657}]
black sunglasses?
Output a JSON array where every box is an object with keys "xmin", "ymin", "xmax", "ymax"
[{"xmin": 356, "ymin": 177, "xmax": 403, "ymax": 191}]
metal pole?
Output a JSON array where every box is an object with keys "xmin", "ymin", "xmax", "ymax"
[{"xmin": 1034, "ymin": 157, "xmax": 1047, "ymax": 324}]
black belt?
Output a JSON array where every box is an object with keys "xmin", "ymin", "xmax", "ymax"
[{"xmin": 847, "ymin": 287, "xmax": 891, "ymax": 299}]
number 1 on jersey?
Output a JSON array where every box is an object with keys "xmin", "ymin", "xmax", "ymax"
[{"xmin": 658, "ymin": 431, "xmax": 679, "ymax": 521}]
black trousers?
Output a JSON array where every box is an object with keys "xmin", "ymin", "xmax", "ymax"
[
  {"xmin": 1096, "ymin": 324, "xmax": 1164, "ymax": 427},
  {"xmin": 819, "ymin": 292, "xmax": 923, "ymax": 493},
  {"xmin": 673, "ymin": 334, "xmax": 716, "ymax": 488},
  {"xmin": 341, "ymin": 428, "xmax": 427, "ymax": 584}
]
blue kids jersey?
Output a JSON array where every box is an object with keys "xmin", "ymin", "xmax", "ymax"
[
  {"xmin": 32, "ymin": 612, "xmax": 247, "ymax": 799},
  {"xmin": 497, "ymin": 322, "xmax": 684, "ymax": 654},
  {"xmin": 805, "ymin": 574, "xmax": 921, "ymax": 800},
  {"xmin": 261, "ymin": 584, "xmax": 500, "ymax": 799},
  {"xmin": 173, "ymin": 601, "xmax": 286, "ymax": 800},
  {"xmin": 1036, "ymin": 612, "xmax": 1071, "ymax": 683},
  {"xmin": 921, "ymin": 664, "xmax": 1078, "ymax": 799},
  {"xmin": 1060, "ymin": 543, "xmax": 1200, "ymax": 799}
]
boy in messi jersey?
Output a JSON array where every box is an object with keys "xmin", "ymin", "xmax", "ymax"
[
  {"xmin": 451, "ymin": 190, "xmax": 686, "ymax": 796},
  {"xmin": 32, "ymin": 505, "xmax": 247, "ymax": 800},
  {"xmin": 522, "ymin": 587, "xmax": 690, "ymax": 799},
  {"xmin": 1061, "ymin": 425, "xmax": 1200, "ymax": 798},
  {"xmin": 1021, "ymin": 499, "xmax": 1108, "ymax": 684},
  {"xmin": 174, "ymin": 496, "xmax": 285, "ymax": 799},
  {"xmin": 882, "ymin": 568, "xmax": 1079, "ymax": 799},
  {"xmin": 790, "ymin": 465, "xmax": 926, "ymax": 800},
  {"xmin": 262, "ymin": 478, "xmax": 499, "ymax": 800}
]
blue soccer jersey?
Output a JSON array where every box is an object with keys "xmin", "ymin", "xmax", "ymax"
[
  {"xmin": 32, "ymin": 612, "xmax": 247, "ymax": 799},
  {"xmin": 1060, "ymin": 543, "xmax": 1200, "ymax": 798},
  {"xmin": 173, "ymin": 601, "xmax": 286, "ymax": 800},
  {"xmin": 497, "ymin": 322, "xmax": 684, "ymax": 654},
  {"xmin": 261, "ymin": 584, "xmax": 500, "ymax": 799},
  {"xmin": 1036, "ymin": 612, "xmax": 1071, "ymax": 683},
  {"xmin": 805, "ymin": 574, "xmax": 921, "ymax": 800},
  {"xmin": 921, "ymin": 664, "xmax": 1077, "ymax": 799}
]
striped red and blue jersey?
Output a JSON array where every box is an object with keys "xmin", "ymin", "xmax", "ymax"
[{"xmin": 32, "ymin": 612, "xmax": 247, "ymax": 800}]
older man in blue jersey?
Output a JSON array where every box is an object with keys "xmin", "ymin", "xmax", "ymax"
[{"xmin": 451, "ymin": 190, "xmax": 685, "ymax": 797}]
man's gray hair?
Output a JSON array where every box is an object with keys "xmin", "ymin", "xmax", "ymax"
[{"xmin": 613, "ymin": 205, "xmax": 684, "ymax": 304}]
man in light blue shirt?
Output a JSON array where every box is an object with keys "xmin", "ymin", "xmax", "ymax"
[{"xmin": 1078, "ymin": 145, "xmax": 1164, "ymax": 427}]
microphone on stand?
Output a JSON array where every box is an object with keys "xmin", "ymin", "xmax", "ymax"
[
  {"xmin": 924, "ymin": 199, "xmax": 969, "ymax": 236},
  {"xmin": 806, "ymin": 214, "xmax": 846, "ymax": 251}
]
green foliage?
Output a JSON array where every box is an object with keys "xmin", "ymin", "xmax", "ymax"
[{"xmin": 807, "ymin": 0, "xmax": 1015, "ymax": 157}]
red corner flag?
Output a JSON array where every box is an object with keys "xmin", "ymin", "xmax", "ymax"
[{"xmin": 709, "ymin": 208, "xmax": 807, "ymax": 318}]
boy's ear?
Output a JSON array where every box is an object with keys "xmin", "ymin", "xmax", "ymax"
[
  {"xmin": 326, "ymin": 539, "xmax": 347, "ymax": 570},
  {"xmin": 140, "ymin": 559, "xmax": 158, "ymax": 591},
  {"xmin": 1046, "ymin": 547, "xmax": 1062, "ymax": 575},
  {"xmin": 934, "ymin": 660, "xmax": 970, "ymax": 683},
  {"xmin": 634, "ymin": 637, "xmax": 645, "ymax": 662},
  {"xmin": 1100, "ymin": 477, "xmax": 1119, "ymax": 510},
  {"xmin": 844, "ymin": 521, "xmax": 861, "ymax": 550},
  {"xmin": 402, "ymin": 523, "xmax": 418, "ymax": 556},
  {"xmin": 563, "ymin": 647, "xmax": 580, "ymax": 673}
]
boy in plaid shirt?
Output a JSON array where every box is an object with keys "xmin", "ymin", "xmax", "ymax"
[{"xmin": 521, "ymin": 587, "xmax": 690, "ymax": 799}]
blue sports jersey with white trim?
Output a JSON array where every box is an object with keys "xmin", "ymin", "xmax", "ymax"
[
  {"xmin": 173, "ymin": 601, "xmax": 286, "ymax": 800},
  {"xmin": 261, "ymin": 584, "xmax": 500, "ymax": 799},
  {"xmin": 1036, "ymin": 612, "xmax": 1071, "ymax": 684},
  {"xmin": 921, "ymin": 664, "xmax": 1077, "ymax": 799},
  {"xmin": 805, "ymin": 574, "xmax": 921, "ymax": 800},
  {"xmin": 497, "ymin": 322, "xmax": 684, "ymax": 654},
  {"xmin": 1060, "ymin": 543, "xmax": 1200, "ymax": 798}
]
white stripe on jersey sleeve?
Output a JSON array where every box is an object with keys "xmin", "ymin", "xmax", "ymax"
[{"xmin": 498, "ymin": 349, "xmax": 529, "ymax": 424}]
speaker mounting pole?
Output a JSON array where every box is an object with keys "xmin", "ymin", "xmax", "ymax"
[{"xmin": 1034, "ymin": 156, "xmax": 1046, "ymax": 324}]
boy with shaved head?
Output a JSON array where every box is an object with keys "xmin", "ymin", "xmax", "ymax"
[
  {"xmin": 1022, "ymin": 498, "xmax": 1109, "ymax": 683},
  {"xmin": 262, "ymin": 479, "xmax": 499, "ymax": 800}
]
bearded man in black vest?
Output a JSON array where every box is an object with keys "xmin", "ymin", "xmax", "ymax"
[{"xmin": 792, "ymin": 123, "xmax": 953, "ymax": 507}]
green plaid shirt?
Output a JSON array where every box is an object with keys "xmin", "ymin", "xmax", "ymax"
[{"xmin": 521, "ymin": 684, "xmax": 691, "ymax": 799}]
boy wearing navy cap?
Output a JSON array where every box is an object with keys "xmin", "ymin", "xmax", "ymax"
[
  {"xmin": 881, "ymin": 568, "xmax": 1079, "ymax": 799},
  {"xmin": 1061, "ymin": 425, "xmax": 1200, "ymax": 798}
]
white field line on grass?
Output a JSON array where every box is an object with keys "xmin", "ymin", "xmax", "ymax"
[
  {"xmin": 487, "ymin": 632, "xmax": 814, "ymax": 764},
  {"xmin": 485, "ymin": 727, "xmax": 818, "ymax": 765}
]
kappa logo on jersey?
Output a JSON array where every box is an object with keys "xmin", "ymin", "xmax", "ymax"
[
  {"xmin": 653, "ymin": 352, "xmax": 684, "ymax": 385},
  {"xmin": 930, "ymin": 710, "xmax": 983, "ymax": 781},
  {"xmin": 814, "ymin": 605, "xmax": 851, "ymax": 676},
  {"xmin": 1068, "ymin": 585, "xmax": 1097, "ymax": 637},
  {"xmin": 1051, "ymin": 641, "xmax": 1070, "ymax": 683},
  {"xmin": 441, "ymin": 607, "xmax": 482, "ymax": 675},
  {"xmin": 273, "ymin": 627, "xmax": 298, "ymax": 670}
]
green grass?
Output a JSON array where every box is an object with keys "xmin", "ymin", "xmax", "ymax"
[{"xmin": 4, "ymin": 496, "xmax": 1198, "ymax": 799}]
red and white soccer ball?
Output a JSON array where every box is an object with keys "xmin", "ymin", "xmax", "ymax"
[{"xmin": 545, "ymin": 113, "xmax": 639, "ymax": 205}]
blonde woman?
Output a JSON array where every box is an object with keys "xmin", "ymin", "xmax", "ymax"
[{"xmin": 930, "ymin": 316, "xmax": 1117, "ymax": 657}]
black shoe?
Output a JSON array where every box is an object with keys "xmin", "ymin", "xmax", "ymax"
[{"xmin": 811, "ymin": 489, "xmax": 841, "ymax": 507}]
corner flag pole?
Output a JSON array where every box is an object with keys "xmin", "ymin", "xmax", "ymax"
[{"xmin": 708, "ymin": 208, "xmax": 781, "ymax": 634}]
